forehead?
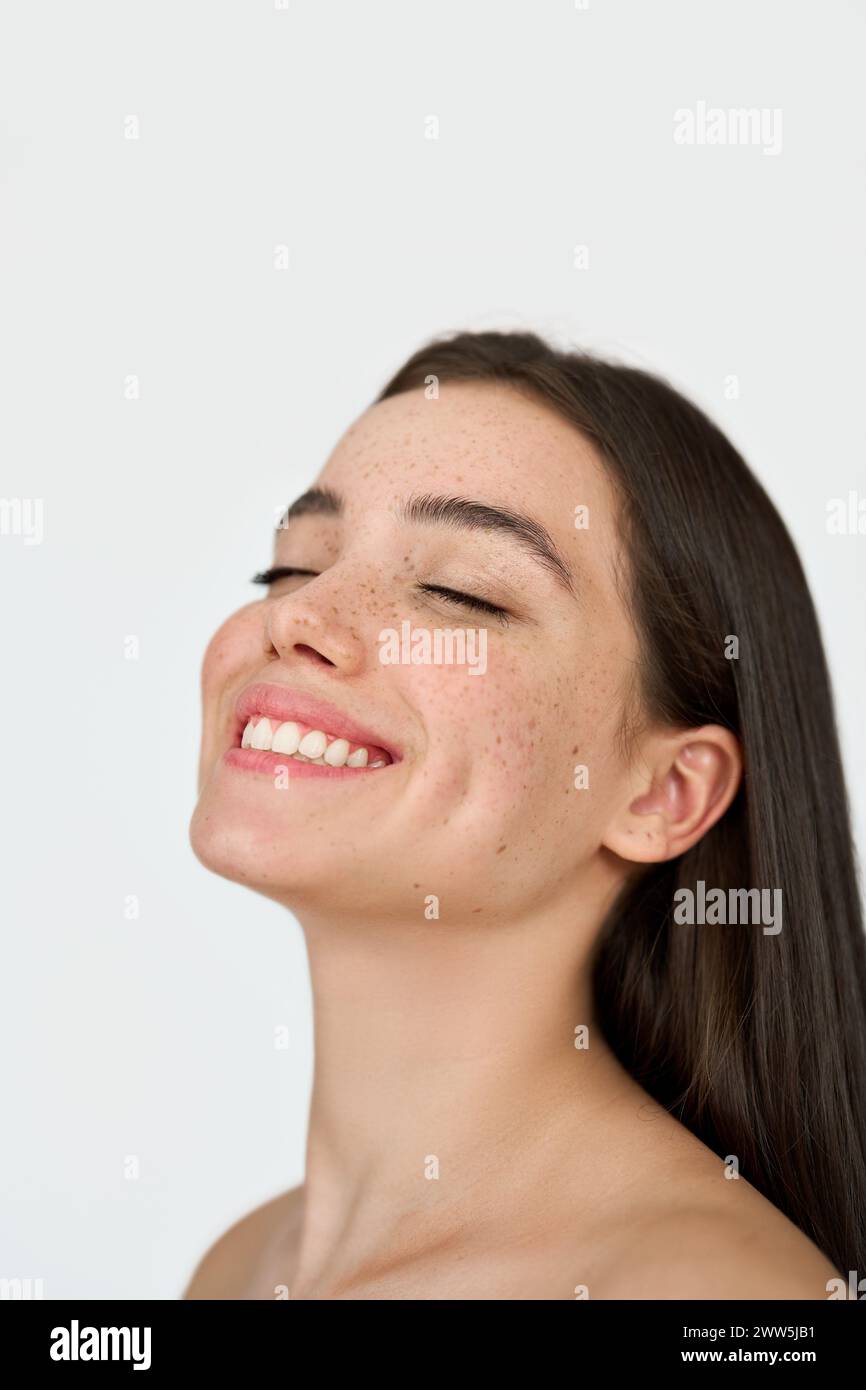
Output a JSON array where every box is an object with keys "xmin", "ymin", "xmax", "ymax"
[
  {"xmin": 317, "ymin": 380, "xmax": 613, "ymax": 522},
  {"xmin": 303, "ymin": 379, "xmax": 637, "ymax": 672}
]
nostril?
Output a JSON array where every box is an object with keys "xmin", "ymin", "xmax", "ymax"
[{"xmin": 294, "ymin": 644, "xmax": 336, "ymax": 666}]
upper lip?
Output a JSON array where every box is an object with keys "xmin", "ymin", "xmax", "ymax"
[{"xmin": 233, "ymin": 682, "xmax": 403, "ymax": 761}]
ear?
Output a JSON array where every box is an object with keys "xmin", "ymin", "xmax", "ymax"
[{"xmin": 602, "ymin": 725, "xmax": 742, "ymax": 865}]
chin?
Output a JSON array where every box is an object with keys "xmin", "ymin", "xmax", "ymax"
[
  {"xmin": 190, "ymin": 799, "xmax": 277, "ymax": 890},
  {"xmin": 188, "ymin": 810, "xmax": 330, "ymax": 910},
  {"xmin": 189, "ymin": 763, "xmax": 295, "ymax": 885},
  {"xmin": 187, "ymin": 783, "xmax": 367, "ymax": 913}
]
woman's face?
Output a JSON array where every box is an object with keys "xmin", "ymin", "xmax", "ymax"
[{"xmin": 190, "ymin": 380, "xmax": 642, "ymax": 920}]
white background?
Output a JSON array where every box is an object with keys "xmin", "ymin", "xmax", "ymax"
[{"xmin": 1, "ymin": 0, "xmax": 864, "ymax": 1298}]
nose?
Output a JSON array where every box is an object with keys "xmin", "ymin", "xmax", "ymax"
[{"xmin": 262, "ymin": 579, "xmax": 368, "ymax": 675}]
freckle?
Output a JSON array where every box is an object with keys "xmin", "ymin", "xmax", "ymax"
[
  {"xmin": 496, "ymin": 844, "xmax": 507, "ymax": 854},
  {"xmin": 572, "ymin": 746, "xmax": 579, "ymax": 755},
  {"xmin": 413, "ymin": 882, "xmax": 420, "ymax": 889},
  {"xmin": 472, "ymin": 907, "xmax": 483, "ymax": 913}
]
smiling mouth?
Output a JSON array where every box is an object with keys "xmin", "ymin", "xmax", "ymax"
[
  {"xmin": 225, "ymin": 683, "xmax": 400, "ymax": 778},
  {"xmin": 237, "ymin": 715, "xmax": 392, "ymax": 769}
]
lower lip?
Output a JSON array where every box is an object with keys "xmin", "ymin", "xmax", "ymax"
[{"xmin": 224, "ymin": 747, "xmax": 390, "ymax": 779}]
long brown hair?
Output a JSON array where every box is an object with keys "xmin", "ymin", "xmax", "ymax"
[{"xmin": 375, "ymin": 328, "xmax": 866, "ymax": 1277}]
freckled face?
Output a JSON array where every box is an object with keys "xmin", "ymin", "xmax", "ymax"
[{"xmin": 190, "ymin": 380, "xmax": 641, "ymax": 919}]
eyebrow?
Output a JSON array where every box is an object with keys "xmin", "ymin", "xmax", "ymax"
[
  {"xmin": 277, "ymin": 486, "xmax": 575, "ymax": 594},
  {"xmin": 278, "ymin": 486, "xmax": 343, "ymax": 525}
]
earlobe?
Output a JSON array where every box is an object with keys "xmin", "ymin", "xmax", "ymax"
[{"xmin": 602, "ymin": 727, "xmax": 742, "ymax": 866}]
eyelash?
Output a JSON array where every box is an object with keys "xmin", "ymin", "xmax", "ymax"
[
  {"xmin": 251, "ymin": 567, "xmax": 317, "ymax": 584},
  {"xmin": 251, "ymin": 569, "xmax": 511, "ymax": 624},
  {"xmin": 415, "ymin": 583, "xmax": 510, "ymax": 624}
]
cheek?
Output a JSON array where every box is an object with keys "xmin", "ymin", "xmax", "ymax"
[
  {"xmin": 201, "ymin": 604, "xmax": 262, "ymax": 699},
  {"xmin": 199, "ymin": 605, "xmax": 265, "ymax": 776},
  {"xmin": 197, "ymin": 607, "xmax": 263, "ymax": 791},
  {"xmin": 418, "ymin": 656, "xmax": 555, "ymax": 804},
  {"xmin": 448, "ymin": 652, "xmax": 624, "ymax": 819}
]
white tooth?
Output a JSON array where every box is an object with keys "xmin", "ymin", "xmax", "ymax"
[
  {"xmin": 324, "ymin": 738, "xmax": 350, "ymax": 767},
  {"xmin": 272, "ymin": 721, "xmax": 301, "ymax": 754},
  {"xmin": 346, "ymin": 747, "xmax": 368, "ymax": 768},
  {"xmin": 310, "ymin": 756, "xmax": 327, "ymax": 765},
  {"xmin": 298, "ymin": 729, "xmax": 327, "ymax": 758},
  {"xmin": 241, "ymin": 719, "xmax": 256, "ymax": 748},
  {"xmin": 369, "ymin": 759, "xmax": 386, "ymax": 768},
  {"xmin": 250, "ymin": 717, "xmax": 273, "ymax": 750}
]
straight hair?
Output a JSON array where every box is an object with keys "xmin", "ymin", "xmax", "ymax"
[{"xmin": 375, "ymin": 329, "xmax": 866, "ymax": 1278}]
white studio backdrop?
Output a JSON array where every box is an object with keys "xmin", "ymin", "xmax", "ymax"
[{"xmin": 1, "ymin": 0, "xmax": 864, "ymax": 1298}]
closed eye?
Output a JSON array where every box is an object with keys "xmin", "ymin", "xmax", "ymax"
[
  {"xmin": 416, "ymin": 583, "xmax": 510, "ymax": 624},
  {"xmin": 251, "ymin": 566, "xmax": 319, "ymax": 584},
  {"xmin": 251, "ymin": 570, "xmax": 511, "ymax": 625}
]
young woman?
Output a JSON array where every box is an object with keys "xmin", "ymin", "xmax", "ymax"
[{"xmin": 184, "ymin": 330, "xmax": 866, "ymax": 1300}]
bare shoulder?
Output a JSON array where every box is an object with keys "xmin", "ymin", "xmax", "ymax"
[
  {"xmin": 182, "ymin": 1184, "xmax": 304, "ymax": 1299},
  {"xmin": 592, "ymin": 1179, "xmax": 840, "ymax": 1300},
  {"xmin": 564, "ymin": 1068, "xmax": 842, "ymax": 1301}
]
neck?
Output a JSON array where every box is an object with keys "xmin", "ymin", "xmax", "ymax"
[{"xmin": 287, "ymin": 865, "xmax": 633, "ymax": 1294}]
